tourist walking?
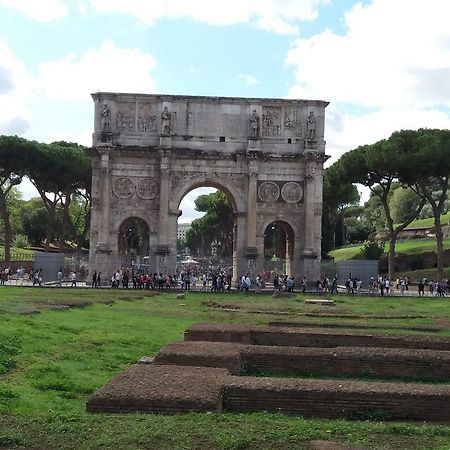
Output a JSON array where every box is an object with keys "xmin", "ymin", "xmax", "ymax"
[{"xmin": 70, "ymin": 271, "xmax": 77, "ymax": 288}]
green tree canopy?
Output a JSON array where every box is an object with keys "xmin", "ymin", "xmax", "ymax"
[
  {"xmin": 0, "ymin": 135, "xmax": 39, "ymax": 264},
  {"xmin": 184, "ymin": 191, "xmax": 233, "ymax": 258},
  {"xmin": 27, "ymin": 141, "xmax": 91, "ymax": 251},
  {"xmin": 393, "ymin": 128, "xmax": 450, "ymax": 279},
  {"xmin": 337, "ymin": 137, "xmax": 425, "ymax": 279},
  {"xmin": 322, "ymin": 161, "xmax": 360, "ymax": 255}
]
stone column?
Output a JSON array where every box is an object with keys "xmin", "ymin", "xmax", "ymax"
[
  {"xmin": 299, "ymin": 153, "xmax": 320, "ymax": 282},
  {"xmin": 303, "ymin": 156, "xmax": 317, "ymax": 255},
  {"xmin": 233, "ymin": 212, "xmax": 247, "ymax": 285},
  {"xmin": 246, "ymin": 160, "xmax": 258, "ymax": 249},
  {"xmin": 244, "ymin": 152, "xmax": 259, "ymax": 281},
  {"xmin": 156, "ymin": 151, "xmax": 171, "ymax": 272},
  {"xmin": 285, "ymin": 238, "xmax": 293, "ymax": 276},
  {"xmin": 88, "ymin": 145, "xmax": 115, "ymax": 284}
]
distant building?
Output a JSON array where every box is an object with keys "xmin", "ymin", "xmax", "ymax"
[{"xmin": 177, "ymin": 223, "xmax": 191, "ymax": 240}]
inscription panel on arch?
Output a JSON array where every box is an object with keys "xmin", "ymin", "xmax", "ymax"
[{"xmin": 257, "ymin": 181, "xmax": 304, "ymax": 204}]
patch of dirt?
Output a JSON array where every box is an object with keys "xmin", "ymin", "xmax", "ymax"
[
  {"xmin": 308, "ymin": 440, "xmax": 369, "ymax": 450},
  {"xmin": 269, "ymin": 321, "xmax": 441, "ymax": 332},
  {"xmin": 31, "ymin": 299, "xmax": 93, "ymax": 312},
  {"xmin": 201, "ymin": 300, "xmax": 241, "ymax": 310},
  {"xmin": 272, "ymin": 292, "xmax": 296, "ymax": 298},
  {"xmin": 50, "ymin": 300, "xmax": 92, "ymax": 308},
  {"xmin": 433, "ymin": 317, "xmax": 450, "ymax": 329},
  {"xmin": 17, "ymin": 308, "xmax": 41, "ymax": 315},
  {"xmin": 302, "ymin": 313, "xmax": 426, "ymax": 319},
  {"xmin": 97, "ymin": 299, "xmax": 116, "ymax": 306}
]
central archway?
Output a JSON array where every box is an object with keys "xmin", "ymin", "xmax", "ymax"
[{"xmin": 172, "ymin": 178, "xmax": 243, "ymax": 285}]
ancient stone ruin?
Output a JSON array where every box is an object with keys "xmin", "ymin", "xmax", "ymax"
[{"xmin": 87, "ymin": 323, "xmax": 450, "ymax": 421}]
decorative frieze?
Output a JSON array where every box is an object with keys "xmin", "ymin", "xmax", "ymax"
[
  {"xmin": 112, "ymin": 177, "xmax": 134, "ymax": 199},
  {"xmin": 281, "ymin": 182, "xmax": 303, "ymax": 203},
  {"xmin": 258, "ymin": 181, "xmax": 280, "ymax": 203},
  {"xmin": 111, "ymin": 177, "xmax": 159, "ymax": 200},
  {"xmin": 137, "ymin": 178, "xmax": 159, "ymax": 199},
  {"xmin": 262, "ymin": 106, "xmax": 282, "ymax": 136},
  {"xmin": 257, "ymin": 181, "xmax": 304, "ymax": 203}
]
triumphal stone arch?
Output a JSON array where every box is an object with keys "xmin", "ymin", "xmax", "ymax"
[{"xmin": 89, "ymin": 93, "xmax": 329, "ymax": 282}]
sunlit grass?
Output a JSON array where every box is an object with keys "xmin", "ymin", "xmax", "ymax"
[{"xmin": 0, "ymin": 287, "xmax": 450, "ymax": 449}]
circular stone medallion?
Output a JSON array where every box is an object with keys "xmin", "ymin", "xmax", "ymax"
[
  {"xmin": 136, "ymin": 178, "xmax": 159, "ymax": 199},
  {"xmin": 281, "ymin": 182, "xmax": 303, "ymax": 203},
  {"xmin": 258, "ymin": 181, "xmax": 280, "ymax": 203},
  {"xmin": 112, "ymin": 177, "xmax": 134, "ymax": 198}
]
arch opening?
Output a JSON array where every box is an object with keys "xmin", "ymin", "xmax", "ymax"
[
  {"xmin": 117, "ymin": 217, "xmax": 150, "ymax": 272},
  {"xmin": 176, "ymin": 185, "xmax": 237, "ymax": 288},
  {"xmin": 263, "ymin": 220, "xmax": 295, "ymax": 278}
]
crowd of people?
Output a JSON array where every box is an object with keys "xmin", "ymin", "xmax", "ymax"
[{"xmin": 1, "ymin": 264, "xmax": 449, "ymax": 297}]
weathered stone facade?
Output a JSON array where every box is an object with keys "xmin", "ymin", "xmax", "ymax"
[{"xmin": 89, "ymin": 93, "xmax": 328, "ymax": 282}]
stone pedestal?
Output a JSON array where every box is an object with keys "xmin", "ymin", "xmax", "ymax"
[{"xmin": 93, "ymin": 242, "xmax": 113, "ymax": 285}]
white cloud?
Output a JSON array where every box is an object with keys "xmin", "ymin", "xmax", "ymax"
[
  {"xmin": 38, "ymin": 40, "xmax": 157, "ymax": 102},
  {"xmin": 18, "ymin": 177, "xmax": 39, "ymax": 201},
  {"xmin": 285, "ymin": 0, "xmax": 450, "ymax": 108},
  {"xmin": 286, "ymin": 0, "xmax": 450, "ymax": 169},
  {"xmin": 179, "ymin": 187, "xmax": 217, "ymax": 223},
  {"xmin": 324, "ymin": 104, "xmax": 450, "ymax": 166},
  {"xmin": 44, "ymin": 128, "xmax": 93, "ymax": 147},
  {"xmin": 238, "ymin": 74, "xmax": 260, "ymax": 85},
  {"xmin": 0, "ymin": 0, "xmax": 67, "ymax": 21},
  {"xmin": 0, "ymin": 39, "xmax": 35, "ymax": 135},
  {"xmin": 187, "ymin": 66, "xmax": 200, "ymax": 75},
  {"xmin": 88, "ymin": 0, "xmax": 328, "ymax": 35}
]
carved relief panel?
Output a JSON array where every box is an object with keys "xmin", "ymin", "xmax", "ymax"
[
  {"xmin": 283, "ymin": 108, "xmax": 301, "ymax": 137},
  {"xmin": 262, "ymin": 107, "xmax": 282, "ymax": 136},
  {"xmin": 136, "ymin": 178, "xmax": 159, "ymax": 199},
  {"xmin": 257, "ymin": 181, "xmax": 304, "ymax": 203},
  {"xmin": 112, "ymin": 177, "xmax": 134, "ymax": 199},
  {"xmin": 137, "ymin": 103, "xmax": 157, "ymax": 133},
  {"xmin": 111, "ymin": 176, "xmax": 159, "ymax": 204},
  {"xmin": 116, "ymin": 104, "xmax": 135, "ymax": 132}
]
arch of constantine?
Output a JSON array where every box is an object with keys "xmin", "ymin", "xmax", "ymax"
[{"xmin": 89, "ymin": 93, "xmax": 329, "ymax": 283}]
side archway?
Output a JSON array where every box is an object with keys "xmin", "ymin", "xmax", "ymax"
[{"xmin": 117, "ymin": 217, "xmax": 150, "ymax": 272}]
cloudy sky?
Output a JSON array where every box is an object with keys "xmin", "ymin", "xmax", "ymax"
[{"xmin": 1, "ymin": 0, "xmax": 450, "ymax": 221}]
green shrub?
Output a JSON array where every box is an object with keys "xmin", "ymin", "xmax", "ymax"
[
  {"xmin": 360, "ymin": 239, "xmax": 384, "ymax": 260},
  {"xmin": 12, "ymin": 234, "xmax": 30, "ymax": 249},
  {"xmin": 410, "ymin": 255, "xmax": 425, "ymax": 271}
]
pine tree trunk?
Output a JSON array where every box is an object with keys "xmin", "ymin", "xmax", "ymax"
[
  {"xmin": 388, "ymin": 234, "xmax": 396, "ymax": 281},
  {"xmin": 435, "ymin": 214, "xmax": 444, "ymax": 280},
  {"xmin": 0, "ymin": 195, "xmax": 11, "ymax": 266}
]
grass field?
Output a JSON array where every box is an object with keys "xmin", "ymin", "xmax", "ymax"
[
  {"xmin": 329, "ymin": 237, "xmax": 450, "ymax": 261},
  {"xmin": 1, "ymin": 287, "xmax": 450, "ymax": 449},
  {"xmin": 405, "ymin": 212, "xmax": 450, "ymax": 229}
]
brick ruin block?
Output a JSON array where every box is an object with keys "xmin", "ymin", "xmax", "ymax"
[
  {"xmin": 185, "ymin": 323, "xmax": 252, "ymax": 344},
  {"xmin": 185, "ymin": 323, "xmax": 450, "ymax": 350},
  {"xmin": 268, "ymin": 321, "xmax": 442, "ymax": 332},
  {"xmin": 155, "ymin": 340, "xmax": 450, "ymax": 381},
  {"xmin": 86, "ymin": 364, "xmax": 229, "ymax": 414},
  {"xmin": 87, "ymin": 323, "xmax": 450, "ymax": 420},
  {"xmin": 87, "ymin": 363, "xmax": 450, "ymax": 421},
  {"xmin": 155, "ymin": 341, "xmax": 244, "ymax": 375}
]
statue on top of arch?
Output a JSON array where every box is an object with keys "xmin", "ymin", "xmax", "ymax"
[
  {"xmin": 161, "ymin": 106, "xmax": 171, "ymax": 135},
  {"xmin": 249, "ymin": 110, "xmax": 260, "ymax": 138}
]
